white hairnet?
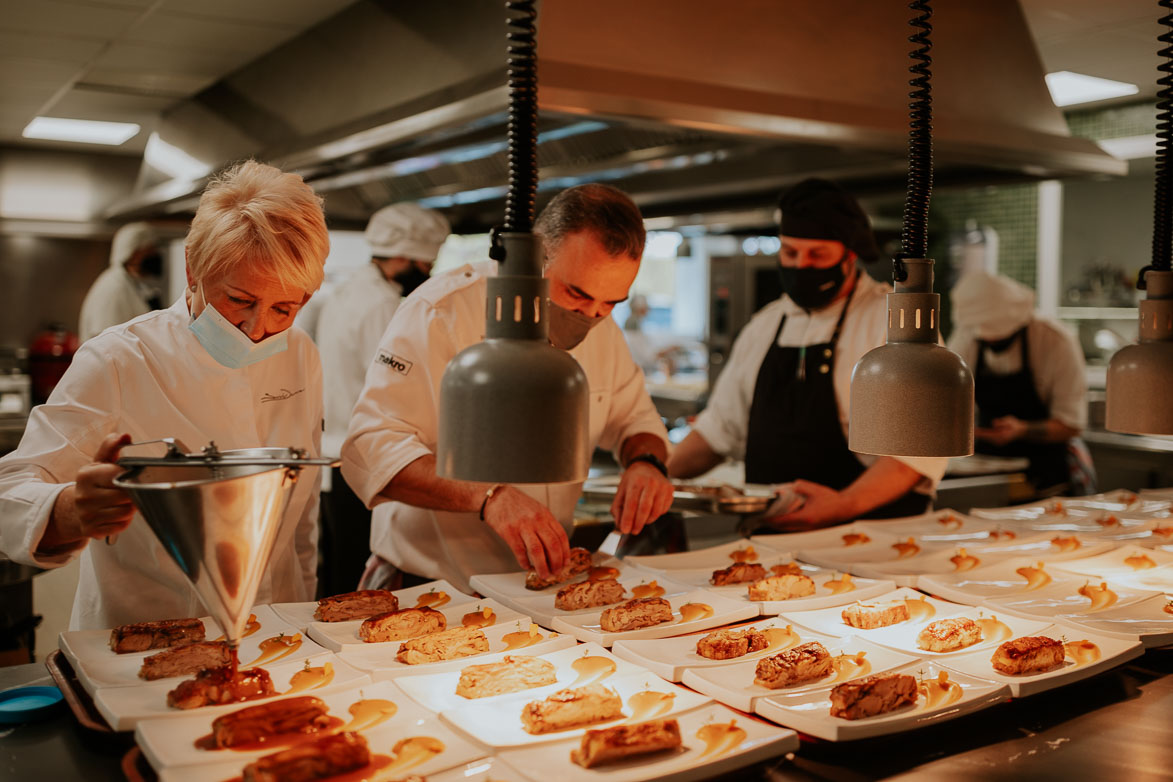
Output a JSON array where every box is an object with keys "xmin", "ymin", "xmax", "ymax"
[
  {"xmin": 109, "ymin": 222, "xmax": 160, "ymax": 269},
  {"xmin": 365, "ymin": 203, "xmax": 451, "ymax": 262},
  {"xmin": 950, "ymin": 269, "xmax": 1035, "ymax": 340}
]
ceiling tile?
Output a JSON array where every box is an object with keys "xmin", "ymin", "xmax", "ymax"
[
  {"xmin": 159, "ymin": 0, "xmax": 355, "ymax": 29},
  {"xmin": 0, "ymin": 31, "xmax": 106, "ymax": 65},
  {"xmin": 0, "ymin": 0, "xmax": 142, "ymax": 38},
  {"xmin": 123, "ymin": 11, "xmax": 299, "ymax": 55},
  {"xmin": 0, "ymin": 58, "xmax": 81, "ymax": 90}
]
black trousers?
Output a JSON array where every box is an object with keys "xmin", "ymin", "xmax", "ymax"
[{"xmin": 316, "ymin": 467, "xmax": 373, "ymax": 598}]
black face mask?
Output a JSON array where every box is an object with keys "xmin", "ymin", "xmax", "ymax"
[
  {"xmin": 982, "ymin": 331, "xmax": 1021, "ymax": 354},
  {"xmin": 778, "ymin": 255, "xmax": 849, "ymax": 310},
  {"xmin": 139, "ymin": 252, "xmax": 164, "ymax": 279},
  {"xmin": 392, "ymin": 263, "xmax": 431, "ymax": 296}
]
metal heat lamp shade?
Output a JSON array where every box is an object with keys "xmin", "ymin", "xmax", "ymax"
[
  {"xmin": 850, "ymin": 258, "xmax": 974, "ymax": 457},
  {"xmin": 1106, "ymin": 269, "xmax": 1173, "ymax": 435},
  {"xmin": 437, "ymin": 233, "xmax": 590, "ymax": 483}
]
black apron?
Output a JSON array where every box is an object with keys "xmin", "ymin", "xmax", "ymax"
[
  {"xmin": 744, "ymin": 282, "xmax": 930, "ymax": 520},
  {"xmin": 974, "ymin": 327, "xmax": 1070, "ymax": 491}
]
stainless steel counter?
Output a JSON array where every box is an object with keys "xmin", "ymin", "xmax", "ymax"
[{"xmin": 3, "ymin": 647, "xmax": 1171, "ymax": 781}]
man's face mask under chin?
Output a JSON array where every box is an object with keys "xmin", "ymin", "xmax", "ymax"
[
  {"xmin": 778, "ymin": 254, "xmax": 851, "ymax": 311},
  {"xmin": 547, "ymin": 300, "xmax": 605, "ymax": 350}
]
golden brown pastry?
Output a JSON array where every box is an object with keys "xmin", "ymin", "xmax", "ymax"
[
  {"xmin": 570, "ymin": 719, "xmax": 682, "ymax": 768},
  {"xmin": 770, "ymin": 562, "xmax": 804, "ymax": 577},
  {"xmin": 138, "ymin": 640, "xmax": 231, "ymax": 680},
  {"xmin": 455, "ymin": 655, "xmax": 558, "ymax": 699},
  {"xmin": 555, "ymin": 579, "xmax": 628, "ymax": 611},
  {"xmin": 710, "ymin": 562, "xmax": 767, "ymax": 586},
  {"xmin": 916, "ymin": 618, "xmax": 982, "ymax": 652},
  {"xmin": 600, "ymin": 597, "xmax": 674, "ymax": 632},
  {"xmin": 359, "ymin": 606, "xmax": 445, "ymax": 643},
  {"xmin": 695, "ymin": 628, "xmax": 769, "ymax": 660},
  {"xmin": 314, "ymin": 590, "xmax": 399, "ymax": 622},
  {"xmin": 241, "ymin": 731, "xmax": 369, "ymax": 782},
  {"xmin": 829, "ymin": 673, "xmax": 917, "ymax": 719},
  {"xmin": 748, "ymin": 574, "xmax": 816, "ymax": 601},
  {"xmin": 754, "ymin": 642, "xmax": 833, "ymax": 689},
  {"xmin": 211, "ymin": 696, "xmax": 331, "ymax": 748},
  {"xmin": 166, "ymin": 665, "xmax": 276, "ymax": 710},
  {"xmin": 990, "ymin": 636, "xmax": 1065, "ymax": 675},
  {"xmin": 525, "ymin": 547, "xmax": 593, "ymax": 590},
  {"xmin": 109, "ymin": 618, "xmax": 204, "ymax": 653},
  {"xmin": 520, "ymin": 683, "xmax": 624, "ymax": 734},
  {"xmin": 395, "ymin": 625, "xmax": 489, "ymax": 665},
  {"xmin": 841, "ymin": 600, "xmax": 910, "ymax": 629}
]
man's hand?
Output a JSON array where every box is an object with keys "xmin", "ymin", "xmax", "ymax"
[
  {"xmin": 481, "ymin": 485, "xmax": 569, "ymax": 580},
  {"xmin": 760, "ymin": 479, "xmax": 853, "ymax": 532},
  {"xmin": 611, "ymin": 461, "xmax": 674, "ymax": 535},
  {"xmin": 977, "ymin": 416, "xmax": 1027, "ymax": 447},
  {"xmin": 45, "ymin": 433, "xmax": 135, "ymax": 550}
]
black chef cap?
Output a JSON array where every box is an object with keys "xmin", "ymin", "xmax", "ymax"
[{"xmin": 775, "ymin": 178, "xmax": 880, "ymax": 262}]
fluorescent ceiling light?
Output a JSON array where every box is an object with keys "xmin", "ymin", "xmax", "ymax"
[
  {"xmin": 1045, "ymin": 71, "xmax": 1138, "ymax": 107},
  {"xmin": 22, "ymin": 116, "xmax": 140, "ymax": 145},
  {"xmin": 144, "ymin": 132, "xmax": 212, "ymax": 181}
]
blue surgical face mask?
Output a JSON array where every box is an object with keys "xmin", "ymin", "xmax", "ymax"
[{"xmin": 189, "ymin": 289, "xmax": 288, "ymax": 369}]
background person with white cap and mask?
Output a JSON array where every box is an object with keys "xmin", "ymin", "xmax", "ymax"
[
  {"xmin": 78, "ymin": 221, "xmax": 166, "ymax": 342},
  {"xmin": 668, "ymin": 178, "xmax": 947, "ymax": 529},
  {"xmin": 948, "ymin": 269, "xmax": 1090, "ymax": 494},
  {"xmin": 314, "ymin": 202, "xmax": 451, "ymax": 595}
]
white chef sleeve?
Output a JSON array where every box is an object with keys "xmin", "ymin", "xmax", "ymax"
[
  {"xmin": 340, "ymin": 295, "xmax": 458, "ymax": 507},
  {"xmin": 597, "ymin": 335, "xmax": 670, "ymax": 456},
  {"xmin": 1040, "ymin": 324, "xmax": 1088, "ymax": 431},
  {"xmin": 0, "ymin": 343, "xmax": 120, "ymax": 567}
]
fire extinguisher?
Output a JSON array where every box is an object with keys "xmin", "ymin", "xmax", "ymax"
[{"xmin": 28, "ymin": 323, "xmax": 78, "ymax": 405}]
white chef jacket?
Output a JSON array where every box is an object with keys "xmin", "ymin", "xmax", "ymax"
[
  {"xmin": 948, "ymin": 318, "xmax": 1087, "ymax": 431},
  {"xmin": 692, "ymin": 272, "xmax": 947, "ymax": 489},
  {"xmin": 317, "ymin": 262, "xmax": 405, "ymax": 459},
  {"xmin": 78, "ymin": 265, "xmax": 153, "ymax": 342},
  {"xmin": 341, "ymin": 262, "xmax": 670, "ymax": 593},
  {"xmin": 0, "ymin": 297, "xmax": 323, "ymax": 630}
]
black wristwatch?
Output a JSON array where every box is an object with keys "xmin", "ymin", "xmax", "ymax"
[{"xmin": 626, "ymin": 453, "xmax": 668, "ymax": 477}]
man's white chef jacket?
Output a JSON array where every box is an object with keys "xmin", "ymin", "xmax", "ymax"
[
  {"xmin": 0, "ymin": 297, "xmax": 322, "ymax": 630},
  {"xmin": 341, "ymin": 263, "xmax": 669, "ymax": 593},
  {"xmin": 692, "ymin": 272, "xmax": 947, "ymax": 492}
]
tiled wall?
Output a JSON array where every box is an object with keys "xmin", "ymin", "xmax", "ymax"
[{"xmin": 930, "ymin": 183, "xmax": 1040, "ymax": 288}]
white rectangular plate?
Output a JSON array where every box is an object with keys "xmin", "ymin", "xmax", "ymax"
[
  {"xmin": 340, "ymin": 619, "xmax": 577, "ymax": 678},
  {"xmin": 497, "ymin": 702, "xmax": 798, "ymax": 782},
  {"xmin": 153, "ymin": 683, "xmax": 485, "ymax": 782},
  {"xmin": 750, "ymin": 525, "xmax": 899, "ymax": 552},
  {"xmin": 1049, "ymin": 545, "xmax": 1173, "ymax": 579},
  {"xmin": 917, "ymin": 557, "xmax": 1086, "ymax": 606},
  {"xmin": 621, "ymin": 540, "xmax": 790, "ymax": 572},
  {"xmin": 439, "ymin": 671, "xmax": 709, "ymax": 749},
  {"xmin": 855, "ymin": 509, "xmax": 1001, "ymax": 543},
  {"xmin": 94, "ymin": 653, "xmax": 367, "ymax": 732},
  {"xmin": 755, "ymin": 661, "xmax": 1009, "ymax": 741},
  {"xmin": 306, "ymin": 598, "xmax": 524, "ymax": 653},
  {"xmin": 681, "ymin": 637, "xmax": 918, "ymax": 713},
  {"xmin": 969, "ymin": 532, "xmax": 1116, "ymax": 562},
  {"xmin": 270, "ymin": 579, "xmax": 476, "ymax": 631},
  {"xmin": 1048, "ymin": 595, "xmax": 1173, "ymax": 647},
  {"xmin": 796, "ymin": 536, "xmax": 951, "ymax": 572},
  {"xmin": 982, "ymin": 581, "xmax": 1162, "ymax": 621},
  {"xmin": 394, "ymin": 642, "xmax": 647, "ymax": 714},
  {"xmin": 550, "ymin": 590, "xmax": 760, "ymax": 647},
  {"xmin": 503, "ymin": 575, "xmax": 694, "ymax": 629},
  {"xmin": 67, "ymin": 607, "xmax": 324, "ymax": 694},
  {"xmin": 611, "ymin": 618, "xmax": 834, "ymax": 682},
  {"xmin": 862, "ymin": 609, "xmax": 1052, "ymax": 659},
  {"xmin": 60, "ymin": 605, "xmax": 287, "ymax": 688},
  {"xmin": 845, "ymin": 546, "xmax": 1017, "ymax": 588},
  {"xmin": 653, "ymin": 560, "xmax": 894, "ymax": 614},
  {"xmin": 468, "ymin": 555, "xmax": 633, "ymax": 601},
  {"xmin": 941, "ymin": 623, "xmax": 1144, "ymax": 697},
  {"xmin": 777, "ymin": 587, "xmax": 965, "ymax": 641}
]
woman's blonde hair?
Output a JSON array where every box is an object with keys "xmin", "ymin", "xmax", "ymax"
[{"xmin": 185, "ymin": 160, "xmax": 329, "ymax": 294}]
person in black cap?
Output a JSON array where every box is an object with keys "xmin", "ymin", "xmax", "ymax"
[{"xmin": 668, "ymin": 179, "xmax": 947, "ymax": 529}]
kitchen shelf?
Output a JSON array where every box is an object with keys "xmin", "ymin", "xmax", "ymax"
[{"xmin": 1056, "ymin": 306, "xmax": 1138, "ymax": 320}]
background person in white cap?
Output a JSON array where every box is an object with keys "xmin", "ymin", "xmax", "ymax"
[
  {"xmin": 314, "ymin": 202, "xmax": 451, "ymax": 595},
  {"xmin": 78, "ymin": 222, "xmax": 165, "ymax": 342},
  {"xmin": 948, "ymin": 269, "xmax": 1089, "ymax": 494}
]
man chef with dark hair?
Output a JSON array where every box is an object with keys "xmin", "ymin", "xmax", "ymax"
[{"xmin": 669, "ymin": 178, "xmax": 947, "ymax": 528}]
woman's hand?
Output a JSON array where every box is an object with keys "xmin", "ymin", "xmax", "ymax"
[
  {"xmin": 43, "ymin": 433, "xmax": 135, "ymax": 551},
  {"xmin": 481, "ymin": 485, "xmax": 569, "ymax": 580}
]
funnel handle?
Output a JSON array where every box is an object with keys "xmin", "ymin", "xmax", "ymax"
[{"xmin": 107, "ymin": 438, "xmax": 191, "ymax": 544}]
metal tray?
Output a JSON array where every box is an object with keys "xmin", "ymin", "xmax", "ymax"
[{"xmin": 581, "ymin": 478, "xmax": 774, "ymax": 515}]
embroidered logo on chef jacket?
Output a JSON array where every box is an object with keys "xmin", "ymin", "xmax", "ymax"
[
  {"xmin": 261, "ymin": 387, "xmax": 306, "ymax": 403},
  {"xmin": 376, "ymin": 350, "xmax": 413, "ymax": 375}
]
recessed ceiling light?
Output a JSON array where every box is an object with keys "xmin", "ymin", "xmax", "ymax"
[
  {"xmin": 22, "ymin": 117, "xmax": 140, "ymax": 145},
  {"xmin": 1045, "ymin": 71, "xmax": 1139, "ymax": 107},
  {"xmin": 144, "ymin": 132, "xmax": 211, "ymax": 180}
]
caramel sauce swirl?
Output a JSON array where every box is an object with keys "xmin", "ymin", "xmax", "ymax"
[
  {"xmin": 904, "ymin": 597, "xmax": 936, "ymax": 622},
  {"xmin": 462, "ymin": 607, "xmax": 496, "ymax": 629},
  {"xmin": 1064, "ymin": 640, "xmax": 1101, "ymax": 668},
  {"xmin": 342, "ymin": 698, "xmax": 398, "ymax": 733},
  {"xmin": 213, "ymin": 613, "xmax": 260, "ymax": 643},
  {"xmin": 1096, "ymin": 514, "xmax": 1121, "ymax": 528},
  {"xmin": 950, "ymin": 548, "xmax": 980, "ymax": 572},
  {"xmin": 990, "ymin": 529, "xmax": 1017, "ymax": 541},
  {"xmin": 842, "ymin": 533, "xmax": 870, "ymax": 547},
  {"xmin": 1124, "ymin": 553, "xmax": 1157, "ymax": 571},
  {"xmin": 384, "ymin": 737, "xmax": 444, "ymax": 776},
  {"xmin": 285, "ymin": 661, "xmax": 334, "ymax": 694},
  {"xmin": 696, "ymin": 720, "xmax": 747, "ymax": 759},
  {"xmin": 1153, "ymin": 526, "xmax": 1173, "ymax": 539},
  {"xmin": 1050, "ymin": 536, "xmax": 1081, "ymax": 553},
  {"xmin": 626, "ymin": 690, "xmax": 675, "ymax": 722},
  {"xmin": 730, "ymin": 545, "xmax": 758, "ymax": 563},
  {"xmin": 938, "ymin": 513, "xmax": 963, "ymax": 530},
  {"xmin": 892, "ymin": 537, "xmax": 921, "ymax": 559},
  {"xmin": 976, "ymin": 615, "xmax": 1012, "ymax": 645},
  {"xmin": 588, "ymin": 566, "xmax": 620, "ymax": 581},
  {"xmin": 1016, "ymin": 562, "xmax": 1052, "ymax": 591},
  {"xmin": 632, "ymin": 581, "xmax": 665, "ymax": 599},
  {"xmin": 501, "ymin": 623, "xmax": 544, "ymax": 650},
  {"xmin": 569, "ymin": 656, "xmax": 616, "ymax": 688},
  {"xmin": 823, "ymin": 573, "xmax": 855, "ymax": 595},
  {"xmin": 763, "ymin": 625, "xmax": 800, "ymax": 653},
  {"xmin": 917, "ymin": 671, "xmax": 963, "ymax": 711},
  {"xmin": 1078, "ymin": 581, "xmax": 1118, "ymax": 612},
  {"xmin": 245, "ymin": 633, "xmax": 302, "ymax": 667},
  {"xmin": 415, "ymin": 591, "xmax": 450, "ymax": 609},
  {"xmin": 1163, "ymin": 601, "xmax": 1173, "ymax": 616},
  {"xmin": 1046, "ymin": 500, "xmax": 1067, "ymax": 516},
  {"xmin": 679, "ymin": 603, "xmax": 714, "ymax": 623},
  {"xmin": 829, "ymin": 652, "xmax": 871, "ymax": 683}
]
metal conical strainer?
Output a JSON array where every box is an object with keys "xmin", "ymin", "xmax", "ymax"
[{"xmin": 112, "ymin": 441, "xmax": 335, "ymax": 644}]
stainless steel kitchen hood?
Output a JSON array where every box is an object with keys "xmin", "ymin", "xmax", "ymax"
[{"xmin": 106, "ymin": 0, "xmax": 1125, "ymax": 228}]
